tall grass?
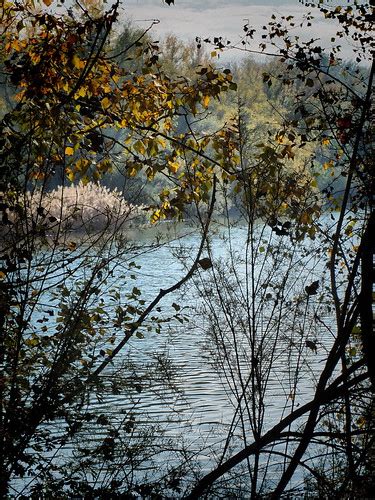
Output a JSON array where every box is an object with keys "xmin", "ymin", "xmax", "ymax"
[{"xmin": 30, "ymin": 182, "xmax": 144, "ymax": 233}]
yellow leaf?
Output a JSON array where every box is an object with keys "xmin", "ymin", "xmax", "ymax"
[
  {"xmin": 323, "ymin": 160, "xmax": 334, "ymax": 170},
  {"xmin": 66, "ymin": 168, "xmax": 74, "ymax": 182},
  {"xmin": 68, "ymin": 241, "xmax": 77, "ymax": 251},
  {"xmin": 43, "ymin": 0, "xmax": 53, "ymax": 5},
  {"xmin": 321, "ymin": 137, "xmax": 330, "ymax": 146},
  {"xmin": 134, "ymin": 141, "xmax": 146, "ymax": 156},
  {"xmin": 151, "ymin": 209, "xmax": 161, "ymax": 224},
  {"xmin": 157, "ymin": 137, "xmax": 167, "ymax": 148},
  {"xmin": 72, "ymin": 54, "xmax": 85, "ymax": 70},
  {"xmin": 98, "ymin": 159, "xmax": 112, "ymax": 173},
  {"xmin": 65, "ymin": 146, "xmax": 74, "ymax": 156},
  {"xmin": 164, "ymin": 120, "xmax": 172, "ymax": 131},
  {"xmin": 203, "ymin": 95, "xmax": 210, "ymax": 108},
  {"xmin": 276, "ymin": 133, "xmax": 284, "ymax": 144},
  {"xmin": 101, "ymin": 97, "xmax": 111, "ymax": 110},
  {"xmin": 75, "ymin": 87, "xmax": 87, "ymax": 98},
  {"xmin": 29, "ymin": 170, "xmax": 45, "ymax": 181},
  {"xmin": 283, "ymin": 144, "xmax": 295, "ymax": 159},
  {"xmin": 232, "ymin": 154, "xmax": 240, "ymax": 165},
  {"xmin": 357, "ymin": 416, "xmax": 366, "ymax": 429},
  {"xmin": 168, "ymin": 160, "xmax": 179, "ymax": 174},
  {"xmin": 25, "ymin": 337, "xmax": 39, "ymax": 347},
  {"xmin": 300, "ymin": 212, "xmax": 311, "ymax": 225},
  {"xmin": 11, "ymin": 39, "xmax": 22, "ymax": 52},
  {"xmin": 30, "ymin": 52, "xmax": 41, "ymax": 64},
  {"xmin": 74, "ymin": 158, "xmax": 89, "ymax": 173}
]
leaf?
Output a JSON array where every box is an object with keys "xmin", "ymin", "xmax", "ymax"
[
  {"xmin": 43, "ymin": 0, "xmax": 53, "ymax": 6},
  {"xmin": 151, "ymin": 209, "xmax": 161, "ymax": 224},
  {"xmin": 66, "ymin": 168, "xmax": 74, "ymax": 182},
  {"xmin": 101, "ymin": 97, "xmax": 111, "ymax": 110},
  {"xmin": 348, "ymin": 346, "xmax": 357, "ymax": 357},
  {"xmin": 72, "ymin": 54, "xmax": 85, "ymax": 70},
  {"xmin": 67, "ymin": 241, "xmax": 77, "ymax": 251},
  {"xmin": 65, "ymin": 146, "xmax": 74, "ymax": 156},
  {"xmin": 305, "ymin": 280, "xmax": 319, "ymax": 296},
  {"xmin": 168, "ymin": 160, "xmax": 179, "ymax": 174},
  {"xmin": 281, "ymin": 144, "xmax": 295, "ymax": 159},
  {"xmin": 134, "ymin": 141, "xmax": 146, "ymax": 156},
  {"xmin": 25, "ymin": 337, "xmax": 39, "ymax": 347},
  {"xmin": 351, "ymin": 326, "xmax": 361, "ymax": 335},
  {"xmin": 305, "ymin": 78, "xmax": 314, "ymax": 87},
  {"xmin": 276, "ymin": 133, "xmax": 284, "ymax": 144},
  {"xmin": 305, "ymin": 340, "xmax": 317, "ymax": 352},
  {"xmin": 198, "ymin": 258, "xmax": 212, "ymax": 270},
  {"xmin": 357, "ymin": 416, "xmax": 366, "ymax": 429},
  {"xmin": 203, "ymin": 95, "xmax": 210, "ymax": 108}
]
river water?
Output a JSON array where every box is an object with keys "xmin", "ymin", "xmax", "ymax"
[
  {"xmin": 16, "ymin": 218, "xmax": 346, "ymax": 497},
  {"xmin": 77, "ymin": 220, "xmax": 335, "ymax": 495}
]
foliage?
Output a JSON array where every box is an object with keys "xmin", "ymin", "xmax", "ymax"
[
  {"xmin": 0, "ymin": 0, "xmax": 237, "ymax": 220},
  {"xmin": 0, "ymin": 0, "xmax": 236, "ymax": 495},
  {"xmin": 0, "ymin": 0, "xmax": 374, "ymax": 497},
  {"xmin": 185, "ymin": 1, "xmax": 374, "ymax": 498}
]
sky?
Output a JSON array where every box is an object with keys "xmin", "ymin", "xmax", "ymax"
[{"xmin": 119, "ymin": 0, "xmax": 353, "ymax": 62}]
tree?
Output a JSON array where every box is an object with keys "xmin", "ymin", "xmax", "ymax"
[
  {"xmin": 0, "ymin": 0, "xmax": 238, "ymax": 495},
  {"xmin": 185, "ymin": 1, "xmax": 374, "ymax": 497},
  {"xmin": 1, "ymin": 0, "xmax": 373, "ymax": 497}
]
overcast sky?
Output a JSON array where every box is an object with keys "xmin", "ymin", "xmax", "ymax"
[{"xmin": 119, "ymin": 0, "xmax": 353, "ymax": 61}]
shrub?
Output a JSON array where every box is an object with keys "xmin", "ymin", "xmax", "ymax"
[{"xmin": 29, "ymin": 182, "xmax": 144, "ymax": 233}]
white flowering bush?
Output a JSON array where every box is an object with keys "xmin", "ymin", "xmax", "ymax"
[{"xmin": 30, "ymin": 182, "xmax": 144, "ymax": 233}]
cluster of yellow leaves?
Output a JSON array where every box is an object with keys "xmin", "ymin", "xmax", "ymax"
[{"xmin": 2, "ymin": 1, "xmax": 242, "ymax": 222}]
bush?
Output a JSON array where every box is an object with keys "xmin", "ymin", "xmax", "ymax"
[{"xmin": 29, "ymin": 182, "xmax": 144, "ymax": 233}]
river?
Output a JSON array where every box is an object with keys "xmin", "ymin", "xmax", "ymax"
[{"xmin": 15, "ymin": 218, "xmax": 344, "ymax": 497}]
